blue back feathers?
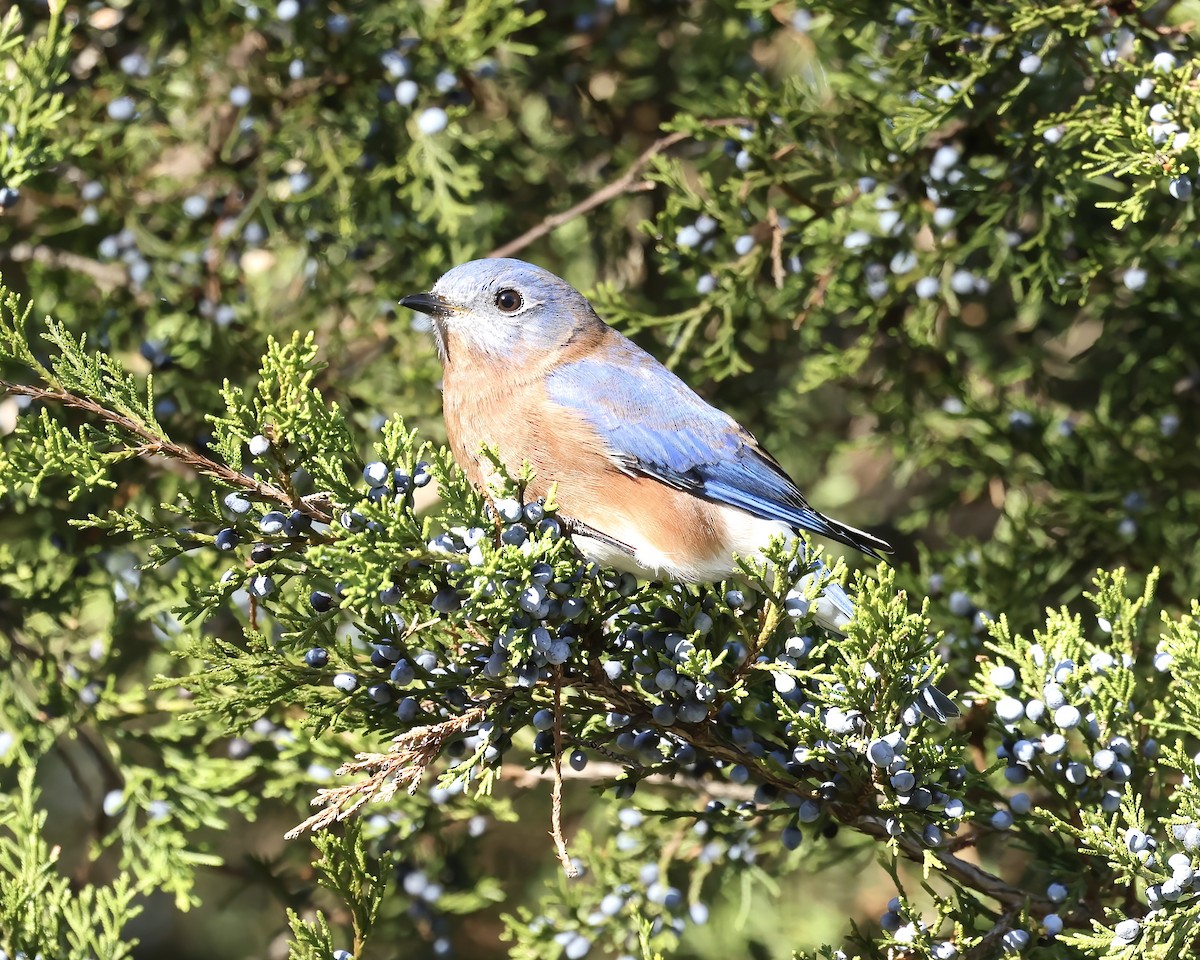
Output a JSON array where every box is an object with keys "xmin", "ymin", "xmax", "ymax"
[{"xmin": 546, "ymin": 333, "xmax": 892, "ymax": 559}]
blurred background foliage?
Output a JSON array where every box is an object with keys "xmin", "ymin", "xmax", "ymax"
[{"xmin": 2, "ymin": 0, "xmax": 1200, "ymax": 957}]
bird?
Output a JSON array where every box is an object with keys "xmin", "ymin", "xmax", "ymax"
[{"xmin": 399, "ymin": 258, "xmax": 892, "ymax": 632}]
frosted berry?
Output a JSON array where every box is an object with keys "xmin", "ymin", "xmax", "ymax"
[{"xmin": 305, "ymin": 648, "xmax": 328, "ymax": 667}]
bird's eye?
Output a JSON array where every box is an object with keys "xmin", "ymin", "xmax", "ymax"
[{"xmin": 495, "ymin": 288, "xmax": 523, "ymax": 313}]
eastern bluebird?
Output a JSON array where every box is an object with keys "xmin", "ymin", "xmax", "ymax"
[{"xmin": 400, "ymin": 258, "xmax": 892, "ymax": 631}]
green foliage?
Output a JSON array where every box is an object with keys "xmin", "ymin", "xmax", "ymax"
[
  {"xmin": 0, "ymin": 764, "xmax": 142, "ymax": 959},
  {"xmin": 2, "ymin": 2, "xmax": 1200, "ymax": 959},
  {"xmin": 0, "ymin": 5, "xmax": 81, "ymax": 189},
  {"xmin": 309, "ymin": 823, "xmax": 394, "ymax": 953},
  {"xmin": 286, "ymin": 908, "xmax": 338, "ymax": 960}
]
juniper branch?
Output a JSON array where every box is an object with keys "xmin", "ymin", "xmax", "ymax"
[
  {"xmin": 568, "ymin": 670, "xmax": 1044, "ymax": 913},
  {"xmin": 0, "ymin": 378, "xmax": 333, "ymax": 523}
]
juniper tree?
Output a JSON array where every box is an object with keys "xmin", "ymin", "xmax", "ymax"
[{"xmin": 1, "ymin": 2, "xmax": 1199, "ymax": 959}]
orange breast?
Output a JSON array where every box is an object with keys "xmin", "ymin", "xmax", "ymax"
[{"xmin": 440, "ymin": 328, "xmax": 728, "ymax": 572}]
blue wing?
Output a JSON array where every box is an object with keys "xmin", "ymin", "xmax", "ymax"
[{"xmin": 545, "ymin": 333, "xmax": 891, "ymax": 559}]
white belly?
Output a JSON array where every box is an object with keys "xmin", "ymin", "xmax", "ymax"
[
  {"xmin": 570, "ymin": 504, "xmax": 855, "ymax": 632},
  {"xmin": 571, "ymin": 503, "xmax": 788, "ymax": 581}
]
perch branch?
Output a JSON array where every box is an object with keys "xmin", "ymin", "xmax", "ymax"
[{"xmin": 488, "ymin": 117, "xmax": 752, "ymax": 259}]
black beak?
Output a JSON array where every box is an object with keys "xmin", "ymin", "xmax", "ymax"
[{"xmin": 399, "ymin": 292, "xmax": 452, "ymax": 317}]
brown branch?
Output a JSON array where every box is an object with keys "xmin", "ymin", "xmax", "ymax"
[
  {"xmin": 569, "ymin": 671, "xmax": 1040, "ymax": 912},
  {"xmin": 3, "ymin": 242, "xmax": 130, "ymax": 293},
  {"xmin": 963, "ymin": 908, "xmax": 1023, "ymax": 960},
  {"xmin": 550, "ymin": 666, "xmax": 577, "ymax": 877},
  {"xmin": 502, "ymin": 694, "xmax": 1037, "ymax": 913},
  {"xmin": 794, "ymin": 267, "xmax": 835, "ymax": 329},
  {"xmin": 0, "ymin": 378, "xmax": 332, "ymax": 523},
  {"xmin": 768, "ymin": 207, "xmax": 786, "ymax": 290},
  {"xmin": 487, "ymin": 117, "xmax": 752, "ymax": 259},
  {"xmin": 854, "ymin": 815, "xmax": 1041, "ymax": 912},
  {"xmin": 269, "ymin": 632, "xmax": 1035, "ymax": 913}
]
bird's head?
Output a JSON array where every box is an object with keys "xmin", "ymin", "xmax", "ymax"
[{"xmin": 400, "ymin": 258, "xmax": 599, "ymax": 363}]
